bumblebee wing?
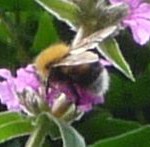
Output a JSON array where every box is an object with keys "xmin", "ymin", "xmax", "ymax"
[
  {"xmin": 70, "ymin": 25, "xmax": 118, "ymax": 54},
  {"xmin": 53, "ymin": 51, "xmax": 99, "ymax": 67}
]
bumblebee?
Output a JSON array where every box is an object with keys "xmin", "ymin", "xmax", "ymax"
[
  {"xmin": 34, "ymin": 44, "xmax": 109, "ymax": 97},
  {"xmin": 34, "ymin": 25, "xmax": 117, "ymax": 96}
]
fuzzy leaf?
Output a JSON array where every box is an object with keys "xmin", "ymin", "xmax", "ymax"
[
  {"xmin": 0, "ymin": 111, "xmax": 25, "ymax": 125},
  {"xmin": 26, "ymin": 112, "xmax": 85, "ymax": 147},
  {"xmin": 37, "ymin": 113, "xmax": 86, "ymax": 147},
  {"xmin": 75, "ymin": 112, "xmax": 140, "ymax": 144},
  {"xmin": 0, "ymin": 120, "xmax": 33, "ymax": 144},
  {"xmin": 0, "ymin": 112, "xmax": 33, "ymax": 144},
  {"xmin": 57, "ymin": 120, "xmax": 86, "ymax": 147},
  {"xmin": 34, "ymin": 0, "xmax": 79, "ymax": 30},
  {"xmin": 90, "ymin": 125, "xmax": 150, "ymax": 147},
  {"xmin": 98, "ymin": 39, "xmax": 135, "ymax": 81},
  {"xmin": 46, "ymin": 113, "xmax": 86, "ymax": 147}
]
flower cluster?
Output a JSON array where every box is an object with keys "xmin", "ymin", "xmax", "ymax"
[
  {"xmin": 0, "ymin": 64, "xmax": 105, "ymax": 117},
  {"xmin": 109, "ymin": 0, "xmax": 150, "ymax": 45},
  {"xmin": 0, "ymin": 65, "xmax": 40, "ymax": 112}
]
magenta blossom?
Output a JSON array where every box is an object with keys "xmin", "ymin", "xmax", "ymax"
[
  {"xmin": 0, "ymin": 65, "xmax": 40, "ymax": 112},
  {"xmin": 0, "ymin": 64, "xmax": 106, "ymax": 114},
  {"xmin": 47, "ymin": 80, "xmax": 104, "ymax": 112},
  {"xmin": 110, "ymin": 0, "xmax": 150, "ymax": 45}
]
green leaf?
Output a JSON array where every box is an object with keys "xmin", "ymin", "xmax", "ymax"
[
  {"xmin": 35, "ymin": 113, "xmax": 86, "ymax": 147},
  {"xmin": 75, "ymin": 112, "xmax": 140, "ymax": 144},
  {"xmin": 46, "ymin": 113, "xmax": 86, "ymax": 147},
  {"xmin": 98, "ymin": 39, "xmax": 135, "ymax": 81},
  {"xmin": 90, "ymin": 125, "xmax": 150, "ymax": 147},
  {"xmin": 0, "ymin": 22, "xmax": 12, "ymax": 44},
  {"xmin": 34, "ymin": 0, "xmax": 79, "ymax": 30},
  {"xmin": 57, "ymin": 120, "xmax": 85, "ymax": 147},
  {"xmin": 0, "ymin": 111, "xmax": 25, "ymax": 125},
  {"xmin": 32, "ymin": 12, "xmax": 59, "ymax": 53},
  {"xmin": 0, "ymin": 0, "xmax": 37, "ymax": 11},
  {"xmin": 0, "ymin": 120, "xmax": 33, "ymax": 143}
]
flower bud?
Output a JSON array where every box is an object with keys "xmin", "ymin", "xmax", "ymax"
[{"xmin": 51, "ymin": 93, "xmax": 74, "ymax": 118}]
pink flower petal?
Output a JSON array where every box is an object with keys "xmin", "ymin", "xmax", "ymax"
[
  {"xmin": 0, "ymin": 65, "xmax": 41, "ymax": 112},
  {"xmin": 0, "ymin": 81, "xmax": 21, "ymax": 111},
  {"xmin": 0, "ymin": 69, "xmax": 12, "ymax": 80},
  {"xmin": 124, "ymin": 18, "xmax": 150, "ymax": 45},
  {"xmin": 109, "ymin": 0, "xmax": 150, "ymax": 45},
  {"xmin": 15, "ymin": 65, "xmax": 40, "ymax": 92},
  {"xmin": 100, "ymin": 59, "xmax": 112, "ymax": 66}
]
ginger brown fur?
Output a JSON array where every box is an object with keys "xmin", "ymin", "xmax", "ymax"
[{"xmin": 35, "ymin": 43, "xmax": 70, "ymax": 77}]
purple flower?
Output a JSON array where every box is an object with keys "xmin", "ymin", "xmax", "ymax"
[
  {"xmin": 109, "ymin": 0, "xmax": 150, "ymax": 45},
  {"xmin": 47, "ymin": 80, "xmax": 104, "ymax": 112},
  {"xmin": 99, "ymin": 59, "xmax": 112, "ymax": 66},
  {"xmin": 75, "ymin": 85, "xmax": 104, "ymax": 112},
  {"xmin": 0, "ymin": 65, "xmax": 40, "ymax": 112},
  {"xmin": 0, "ymin": 64, "xmax": 106, "ymax": 114},
  {"xmin": 14, "ymin": 65, "xmax": 40, "ymax": 92}
]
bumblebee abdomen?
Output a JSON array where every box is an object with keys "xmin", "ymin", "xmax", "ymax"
[{"xmin": 53, "ymin": 62, "xmax": 102, "ymax": 85}]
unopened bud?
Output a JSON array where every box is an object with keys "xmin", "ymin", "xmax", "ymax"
[{"xmin": 51, "ymin": 93, "xmax": 73, "ymax": 118}]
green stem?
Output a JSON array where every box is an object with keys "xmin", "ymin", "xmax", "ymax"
[
  {"xmin": 25, "ymin": 123, "xmax": 47, "ymax": 147},
  {"xmin": 25, "ymin": 113, "xmax": 60, "ymax": 147}
]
